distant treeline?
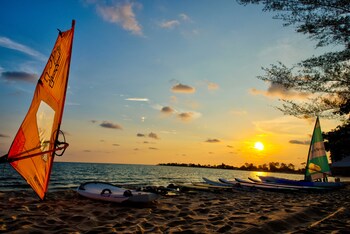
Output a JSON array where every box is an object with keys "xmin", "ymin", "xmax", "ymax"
[{"xmin": 158, "ymin": 162, "xmax": 305, "ymax": 174}]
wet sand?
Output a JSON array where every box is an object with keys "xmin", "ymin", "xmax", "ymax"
[{"xmin": 1, "ymin": 185, "xmax": 350, "ymax": 233}]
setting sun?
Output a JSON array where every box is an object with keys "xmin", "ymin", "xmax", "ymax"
[{"xmin": 254, "ymin": 142, "xmax": 264, "ymax": 151}]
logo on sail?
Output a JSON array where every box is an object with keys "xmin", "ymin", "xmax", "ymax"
[{"xmin": 44, "ymin": 46, "xmax": 62, "ymax": 88}]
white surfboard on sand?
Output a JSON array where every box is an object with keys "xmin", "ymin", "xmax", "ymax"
[{"xmin": 77, "ymin": 182, "xmax": 159, "ymax": 203}]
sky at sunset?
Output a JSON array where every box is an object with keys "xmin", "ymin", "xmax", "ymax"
[{"xmin": 0, "ymin": 0, "xmax": 341, "ymax": 168}]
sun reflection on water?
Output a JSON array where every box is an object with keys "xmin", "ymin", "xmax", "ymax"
[{"xmin": 249, "ymin": 171, "xmax": 268, "ymax": 180}]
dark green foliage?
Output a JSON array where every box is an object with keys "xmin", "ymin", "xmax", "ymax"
[
  {"xmin": 324, "ymin": 120, "xmax": 350, "ymax": 162},
  {"xmin": 238, "ymin": 0, "xmax": 350, "ymax": 48},
  {"xmin": 158, "ymin": 162, "xmax": 303, "ymax": 173},
  {"xmin": 237, "ymin": 0, "xmax": 350, "ymax": 118}
]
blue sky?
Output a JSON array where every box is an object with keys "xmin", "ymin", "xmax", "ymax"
[{"xmin": 0, "ymin": 0, "xmax": 340, "ymax": 167}]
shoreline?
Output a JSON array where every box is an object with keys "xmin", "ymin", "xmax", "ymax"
[{"xmin": 1, "ymin": 186, "xmax": 350, "ymax": 233}]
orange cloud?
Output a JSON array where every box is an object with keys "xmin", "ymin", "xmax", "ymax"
[
  {"xmin": 148, "ymin": 132, "xmax": 159, "ymax": 139},
  {"xmin": 289, "ymin": 140, "xmax": 310, "ymax": 145},
  {"xmin": 177, "ymin": 112, "xmax": 194, "ymax": 121},
  {"xmin": 100, "ymin": 121, "xmax": 122, "ymax": 130},
  {"xmin": 161, "ymin": 106, "xmax": 174, "ymax": 114},
  {"xmin": 207, "ymin": 82, "xmax": 219, "ymax": 90},
  {"xmin": 137, "ymin": 132, "xmax": 160, "ymax": 140},
  {"xmin": 171, "ymin": 83, "xmax": 195, "ymax": 93},
  {"xmin": 205, "ymin": 138, "xmax": 220, "ymax": 143},
  {"xmin": 250, "ymin": 82, "xmax": 309, "ymax": 99}
]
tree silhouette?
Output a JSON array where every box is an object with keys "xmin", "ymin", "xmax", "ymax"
[
  {"xmin": 237, "ymin": 0, "xmax": 350, "ymax": 118},
  {"xmin": 238, "ymin": 0, "xmax": 350, "ymax": 161}
]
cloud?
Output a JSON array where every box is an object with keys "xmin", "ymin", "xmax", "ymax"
[
  {"xmin": 250, "ymin": 82, "xmax": 309, "ymax": 100},
  {"xmin": 95, "ymin": 1, "xmax": 143, "ymax": 36},
  {"xmin": 0, "ymin": 36, "xmax": 46, "ymax": 61},
  {"xmin": 253, "ymin": 116, "xmax": 312, "ymax": 136},
  {"xmin": 149, "ymin": 147, "xmax": 158, "ymax": 150},
  {"xmin": 159, "ymin": 20, "xmax": 180, "ymax": 29},
  {"xmin": 159, "ymin": 13, "xmax": 193, "ymax": 30},
  {"xmin": 177, "ymin": 112, "xmax": 193, "ymax": 121},
  {"xmin": 112, "ymin": 144, "xmax": 120, "ymax": 146},
  {"xmin": 171, "ymin": 83, "xmax": 195, "ymax": 93},
  {"xmin": 177, "ymin": 112, "xmax": 194, "ymax": 121},
  {"xmin": 148, "ymin": 132, "xmax": 159, "ymax": 139},
  {"xmin": 179, "ymin": 13, "xmax": 191, "ymax": 22},
  {"xmin": 90, "ymin": 120, "xmax": 98, "ymax": 124},
  {"xmin": 161, "ymin": 106, "xmax": 174, "ymax": 114},
  {"xmin": 289, "ymin": 140, "xmax": 310, "ymax": 145},
  {"xmin": 125, "ymin": 97, "xmax": 149, "ymax": 102},
  {"xmin": 155, "ymin": 95, "xmax": 202, "ymax": 122},
  {"xmin": 205, "ymin": 138, "xmax": 221, "ymax": 143},
  {"xmin": 1, "ymin": 71, "xmax": 38, "ymax": 83},
  {"xmin": 207, "ymin": 82, "xmax": 219, "ymax": 91},
  {"xmin": 137, "ymin": 132, "xmax": 160, "ymax": 140},
  {"xmin": 160, "ymin": 105, "xmax": 201, "ymax": 122},
  {"xmin": 0, "ymin": 134, "xmax": 9, "ymax": 138},
  {"xmin": 100, "ymin": 121, "xmax": 122, "ymax": 130},
  {"xmin": 178, "ymin": 111, "xmax": 202, "ymax": 122}
]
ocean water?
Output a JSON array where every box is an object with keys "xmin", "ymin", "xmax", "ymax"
[{"xmin": 0, "ymin": 162, "xmax": 348, "ymax": 192}]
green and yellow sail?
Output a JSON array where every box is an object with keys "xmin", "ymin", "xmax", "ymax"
[{"xmin": 305, "ymin": 117, "xmax": 331, "ymax": 181}]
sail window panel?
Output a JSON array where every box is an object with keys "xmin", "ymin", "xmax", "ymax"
[{"xmin": 36, "ymin": 101, "xmax": 55, "ymax": 162}]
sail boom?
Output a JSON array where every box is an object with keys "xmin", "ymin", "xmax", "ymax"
[{"xmin": 5, "ymin": 143, "xmax": 69, "ymax": 163}]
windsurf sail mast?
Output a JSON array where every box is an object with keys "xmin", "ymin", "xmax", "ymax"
[
  {"xmin": 0, "ymin": 20, "xmax": 75, "ymax": 200},
  {"xmin": 304, "ymin": 116, "xmax": 331, "ymax": 181}
]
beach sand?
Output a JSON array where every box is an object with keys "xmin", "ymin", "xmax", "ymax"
[{"xmin": 1, "ymin": 186, "xmax": 350, "ymax": 233}]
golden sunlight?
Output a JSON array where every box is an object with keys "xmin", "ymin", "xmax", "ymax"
[{"xmin": 254, "ymin": 141, "xmax": 264, "ymax": 151}]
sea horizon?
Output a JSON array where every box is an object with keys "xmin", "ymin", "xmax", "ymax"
[{"xmin": 2, "ymin": 162, "xmax": 350, "ymax": 194}]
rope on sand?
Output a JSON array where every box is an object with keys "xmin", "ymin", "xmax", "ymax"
[{"xmin": 309, "ymin": 207, "xmax": 346, "ymax": 228}]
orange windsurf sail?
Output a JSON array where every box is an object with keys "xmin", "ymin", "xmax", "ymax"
[{"xmin": 1, "ymin": 20, "xmax": 75, "ymax": 200}]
